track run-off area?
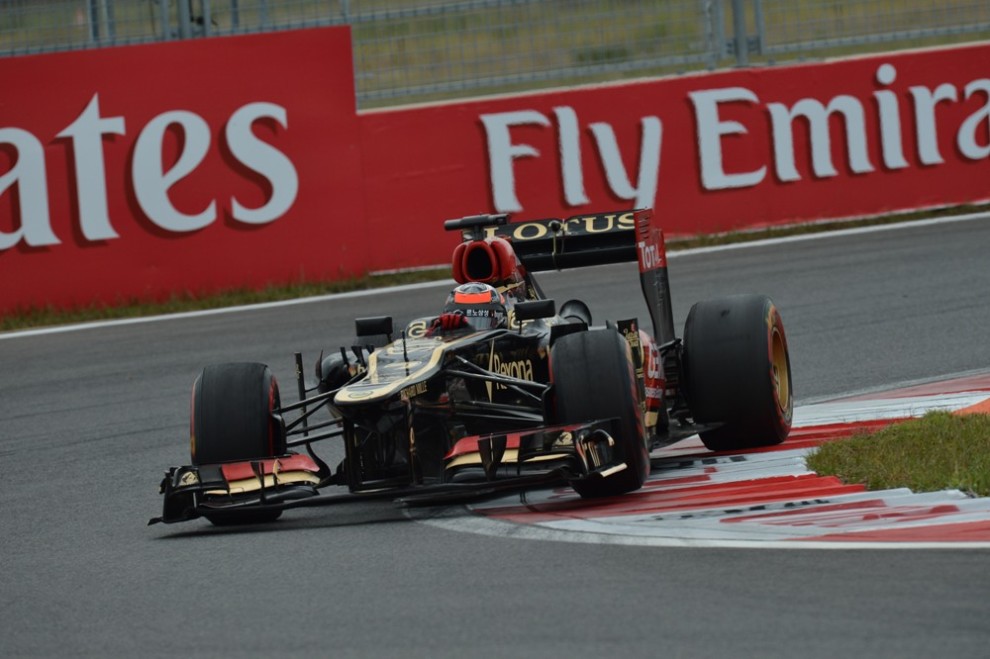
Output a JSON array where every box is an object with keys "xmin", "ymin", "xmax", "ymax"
[{"xmin": 427, "ymin": 372, "xmax": 990, "ymax": 549}]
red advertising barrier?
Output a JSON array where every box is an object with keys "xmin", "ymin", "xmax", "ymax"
[
  {"xmin": 2, "ymin": 29, "xmax": 989, "ymax": 314},
  {"xmin": 360, "ymin": 42, "xmax": 990, "ymax": 270},
  {"xmin": 1, "ymin": 27, "xmax": 366, "ymax": 314}
]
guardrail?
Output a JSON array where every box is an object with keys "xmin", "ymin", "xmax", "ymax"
[{"xmin": 2, "ymin": 1, "xmax": 990, "ymax": 107}]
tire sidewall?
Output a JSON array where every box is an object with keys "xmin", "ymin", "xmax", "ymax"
[
  {"xmin": 683, "ymin": 294, "xmax": 792, "ymax": 450},
  {"xmin": 191, "ymin": 362, "xmax": 283, "ymax": 465},
  {"xmin": 550, "ymin": 330, "xmax": 648, "ymax": 496}
]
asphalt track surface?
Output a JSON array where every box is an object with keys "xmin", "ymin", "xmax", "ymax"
[{"xmin": 3, "ymin": 215, "xmax": 990, "ymax": 658}]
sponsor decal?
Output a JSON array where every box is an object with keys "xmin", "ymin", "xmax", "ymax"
[
  {"xmin": 337, "ymin": 389, "xmax": 376, "ymax": 401},
  {"xmin": 552, "ymin": 431, "xmax": 574, "ymax": 449},
  {"xmin": 492, "ymin": 354, "xmax": 534, "ymax": 383},
  {"xmin": 486, "ymin": 341, "xmax": 536, "ymax": 399},
  {"xmin": 405, "ymin": 319, "xmax": 430, "ymax": 339},
  {"xmin": 485, "ymin": 212, "xmax": 636, "ymax": 241},
  {"xmin": 401, "ymin": 381, "xmax": 428, "ymax": 401},
  {"xmin": 637, "ymin": 240, "xmax": 664, "ymax": 270},
  {"xmin": 641, "ymin": 332, "xmax": 663, "ymax": 429},
  {"xmin": 490, "ymin": 352, "xmax": 535, "ymax": 388}
]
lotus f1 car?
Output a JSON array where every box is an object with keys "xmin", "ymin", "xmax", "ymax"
[{"xmin": 151, "ymin": 209, "xmax": 793, "ymax": 526}]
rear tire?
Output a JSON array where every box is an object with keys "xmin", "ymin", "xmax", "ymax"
[
  {"xmin": 191, "ymin": 362, "xmax": 286, "ymax": 524},
  {"xmin": 683, "ymin": 294, "xmax": 792, "ymax": 452},
  {"xmin": 551, "ymin": 330, "xmax": 648, "ymax": 497}
]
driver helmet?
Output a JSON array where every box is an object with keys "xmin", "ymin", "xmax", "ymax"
[{"xmin": 443, "ymin": 282, "xmax": 507, "ymax": 331}]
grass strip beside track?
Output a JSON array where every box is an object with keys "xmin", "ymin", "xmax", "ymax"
[
  {"xmin": 0, "ymin": 268, "xmax": 452, "ymax": 332},
  {"xmin": 4, "ymin": 202, "xmax": 989, "ymax": 332},
  {"xmin": 807, "ymin": 411, "xmax": 990, "ymax": 497}
]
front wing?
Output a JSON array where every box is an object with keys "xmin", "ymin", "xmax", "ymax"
[{"xmin": 150, "ymin": 419, "xmax": 625, "ymax": 525}]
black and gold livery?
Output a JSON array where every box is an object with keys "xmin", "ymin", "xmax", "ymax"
[{"xmin": 152, "ymin": 209, "xmax": 794, "ymax": 526}]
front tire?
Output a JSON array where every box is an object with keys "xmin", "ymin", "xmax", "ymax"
[
  {"xmin": 191, "ymin": 362, "xmax": 286, "ymax": 524},
  {"xmin": 683, "ymin": 294, "xmax": 792, "ymax": 452},
  {"xmin": 551, "ymin": 330, "xmax": 649, "ymax": 497}
]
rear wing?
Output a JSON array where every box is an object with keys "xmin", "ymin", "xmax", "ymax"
[{"xmin": 444, "ymin": 209, "xmax": 676, "ymax": 345}]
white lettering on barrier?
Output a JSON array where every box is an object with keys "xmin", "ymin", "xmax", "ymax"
[
  {"xmin": 689, "ymin": 64, "xmax": 990, "ymax": 191},
  {"xmin": 0, "ymin": 94, "xmax": 298, "ymax": 251},
  {"xmin": 481, "ymin": 107, "xmax": 662, "ymax": 214},
  {"xmin": 56, "ymin": 94, "xmax": 126, "ymax": 241},
  {"xmin": 689, "ymin": 87, "xmax": 767, "ymax": 190},
  {"xmin": 479, "ymin": 62, "xmax": 990, "ymax": 210},
  {"xmin": 133, "ymin": 109, "xmax": 216, "ymax": 232},
  {"xmin": 226, "ymin": 102, "xmax": 298, "ymax": 225},
  {"xmin": 768, "ymin": 95, "xmax": 874, "ymax": 182},
  {"xmin": 590, "ymin": 117, "xmax": 662, "ymax": 210},
  {"xmin": 0, "ymin": 127, "xmax": 54, "ymax": 249},
  {"xmin": 554, "ymin": 107, "xmax": 589, "ymax": 207},
  {"xmin": 874, "ymin": 63, "xmax": 908, "ymax": 170},
  {"xmin": 910, "ymin": 83, "xmax": 957, "ymax": 165},
  {"xmin": 480, "ymin": 110, "xmax": 551, "ymax": 213},
  {"xmin": 958, "ymin": 79, "xmax": 990, "ymax": 160}
]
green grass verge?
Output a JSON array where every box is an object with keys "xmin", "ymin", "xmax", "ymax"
[
  {"xmin": 0, "ymin": 267, "xmax": 451, "ymax": 333},
  {"xmin": 806, "ymin": 411, "xmax": 990, "ymax": 497},
  {"xmin": 3, "ymin": 202, "xmax": 988, "ymax": 333}
]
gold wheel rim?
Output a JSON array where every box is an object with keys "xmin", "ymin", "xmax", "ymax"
[{"xmin": 770, "ymin": 326, "xmax": 790, "ymax": 413}]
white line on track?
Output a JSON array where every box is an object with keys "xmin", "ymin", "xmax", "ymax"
[
  {"xmin": 663, "ymin": 209, "xmax": 990, "ymax": 258},
  {"xmin": 802, "ymin": 366, "xmax": 990, "ymax": 405},
  {"xmin": 4, "ymin": 210, "xmax": 987, "ymax": 343}
]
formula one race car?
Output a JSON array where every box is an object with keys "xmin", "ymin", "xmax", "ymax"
[{"xmin": 151, "ymin": 209, "xmax": 792, "ymax": 526}]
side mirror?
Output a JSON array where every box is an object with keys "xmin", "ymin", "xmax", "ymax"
[
  {"xmin": 514, "ymin": 299, "xmax": 556, "ymax": 322},
  {"xmin": 355, "ymin": 316, "xmax": 393, "ymax": 343},
  {"xmin": 559, "ymin": 299, "xmax": 592, "ymax": 326}
]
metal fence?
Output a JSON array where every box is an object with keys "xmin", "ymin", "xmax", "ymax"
[{"xmin": 3, "ymin": 1, "xmax": 990, "ymax": 107}]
